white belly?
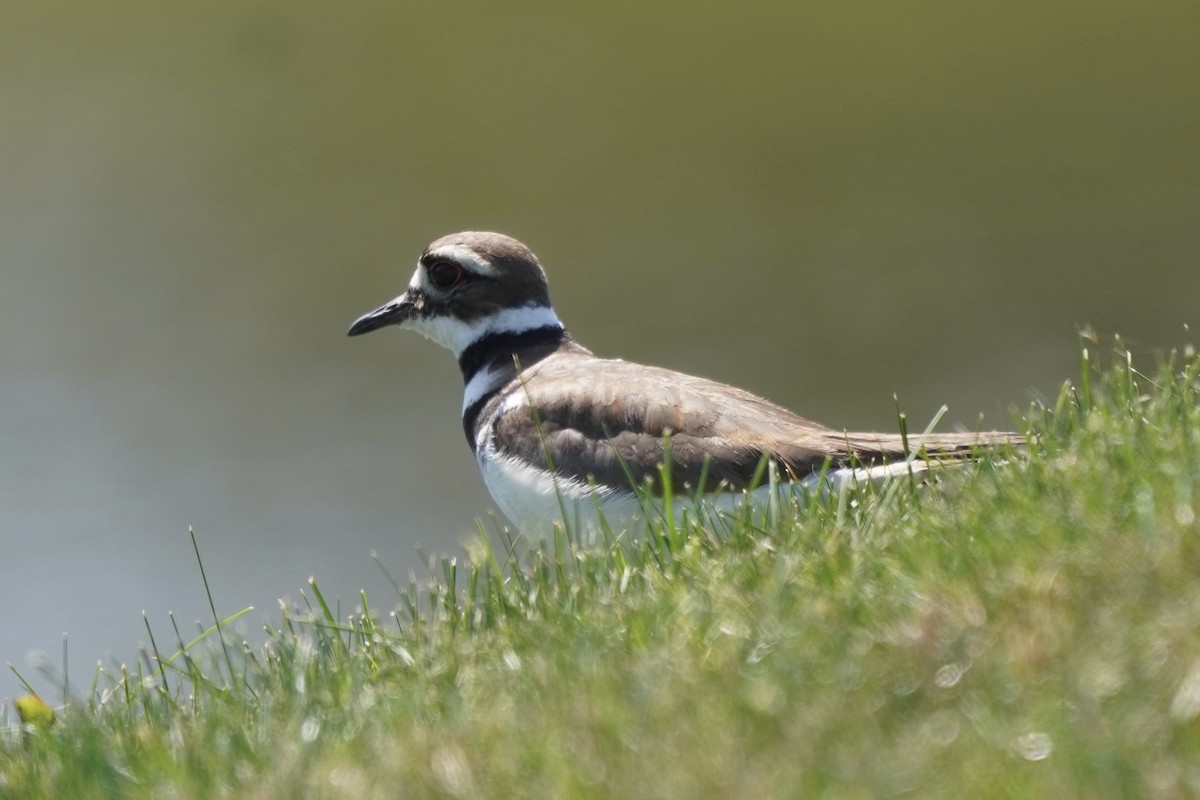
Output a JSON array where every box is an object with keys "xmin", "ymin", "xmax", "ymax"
[
  {"xmin": 474, "ymin": 440, "xmax": 901, "ymax": 540},
  {"xmin": 476, "ymin": 443, "xmax": 645, "ymax": 539}
]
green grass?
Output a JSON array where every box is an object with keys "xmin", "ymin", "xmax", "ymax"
[{"xmin": 4, "ymin": 340, "xmax": 1200, "ymax": 799}]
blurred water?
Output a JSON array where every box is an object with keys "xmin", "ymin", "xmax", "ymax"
[{"xmin": 2, "ymin": 1, "xmax": 1197, "ymax": 693}]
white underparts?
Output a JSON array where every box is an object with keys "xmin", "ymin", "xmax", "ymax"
[
  {"xmin": 472, "ymin": 423, "xmax": 948, "ymax": 541},
  {"xmin": 475, "ymin": 437, "xmax": 643, "ymax": 538}
]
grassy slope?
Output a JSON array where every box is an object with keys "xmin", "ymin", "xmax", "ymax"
[{"xmin": 3, "ymin": 344, "xmax": 1200, "ymax": 799}]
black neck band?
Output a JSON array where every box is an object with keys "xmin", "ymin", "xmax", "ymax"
[{"xmin": 457, "ymin": 325, "xmax": 567, "ymax": 382}]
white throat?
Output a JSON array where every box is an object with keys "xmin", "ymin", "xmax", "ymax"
[{"xmin": 410, "ymin": 304, "xmax": 564, "ymax": 357}]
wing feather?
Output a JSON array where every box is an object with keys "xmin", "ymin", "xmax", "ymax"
[{"xmin": 488, "ymin": 352, "xmax": 1021, "ymax": 495}]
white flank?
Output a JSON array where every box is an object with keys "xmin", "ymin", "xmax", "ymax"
[
  {"xmin": 475, "ymin": 436, "xmax": 643, "ymax": 538},
  {"xmin": 833, "ymin": 460, "xmax": 930, "ymax": 483},
  {"xmin": 473, "ymin": 421, "xmax": 946, "ymax": 541}
]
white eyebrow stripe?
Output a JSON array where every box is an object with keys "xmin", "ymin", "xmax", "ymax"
[
  {"xmin": 425, "ymin": 244, "xmax": 494, "ymax": 276},
  {"xmin": 407, "ymin": 244, "xmax": 496, "ymax": 294}
]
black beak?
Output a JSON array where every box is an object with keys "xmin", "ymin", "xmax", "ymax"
[{"xmin": 347, "ymin": 293, "xmax": 416, "ymax": 336}]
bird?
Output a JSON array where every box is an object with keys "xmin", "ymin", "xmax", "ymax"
[{"xmin": 348, "ymin": 231, "xmax": 1023, "ymax": 537}]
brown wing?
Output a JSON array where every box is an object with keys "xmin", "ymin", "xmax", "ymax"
[{"xmin": 490, "ymin": 351, "xmax": 1022, "ymax": 495}]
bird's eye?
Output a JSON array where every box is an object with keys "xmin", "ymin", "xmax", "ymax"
[{"xmin": 428, "ymin": 260, "xmax": 464, "ymax": 290}]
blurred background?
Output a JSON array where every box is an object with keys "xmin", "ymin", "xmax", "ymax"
[{"xmin": 2, "ymin": 1, "xmax": 1197, "ymax": 693}]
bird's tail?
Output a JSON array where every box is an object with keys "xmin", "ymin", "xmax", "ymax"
[
  {"xmin": 844, "ymin": 429, "xmax": 1023, "ymax": 460},
  {"xmin": 818, "ymin": 429, "xmax": 1022, "ymax": 488}
]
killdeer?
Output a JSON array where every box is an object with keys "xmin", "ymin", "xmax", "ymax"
[{"xmin": 349, "ymin": 232, "xmax": 1022, "ymax": 536}]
